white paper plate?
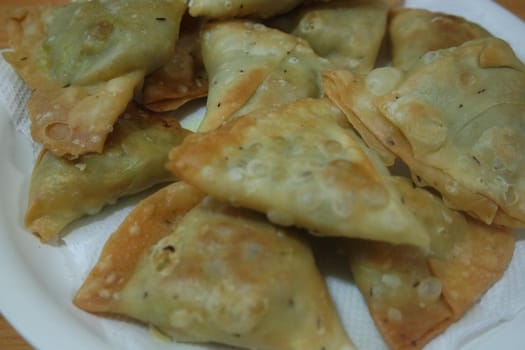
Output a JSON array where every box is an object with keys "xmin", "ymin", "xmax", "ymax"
[{"xmin": 1, "ymin": 1, "xmax": 525, "ymax": 349}]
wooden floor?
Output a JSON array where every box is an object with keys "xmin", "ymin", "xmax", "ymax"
[
  {"xmin": 0, "ymin": 317, "xmax": 31, "ymax": 350},
  {"xmin": 497, "ymin": 0, "xmax": 525, "ymax": 20}
]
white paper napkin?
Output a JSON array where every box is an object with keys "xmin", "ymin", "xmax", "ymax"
[{"xmin": 1, "ymin": 1, "xmax": 524, "ymax": 349}]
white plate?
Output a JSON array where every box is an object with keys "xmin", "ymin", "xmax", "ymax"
[{"xmin": 1, "ymin": 1, "xmax": 525, "ymax": 349}]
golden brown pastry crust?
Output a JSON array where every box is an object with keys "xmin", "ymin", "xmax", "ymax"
[
  {"xmin": 27, "ymin": 70, "xmax": 145, "ymax": 158},
  {"xmin": 324, "ymin": 38, "xmax": 525, "ymax": 226},
  {"xmin": 168, "ymin": 98, "xmax": 430, "ymax": 247},
  {"xmin": 269, "ymin": 0, "xmax": 400, "ymax": 72},
  {"xmin": 3, "ymin": 6, "xmax": 54, "ymax": 88},
  {"xmin": 74, "ymin": 182, "xmax": 205, "ymax": 312},
  {"xmin": 348, "ymin": 177, "xmax": 515, "ymax": 350},
  {"xmin": 324, "ymin": 69, "xmax": 499, "ymax": 221},
  {"xmin": 3, "ymin": 5, "xmax": 140, "ymax": 157},
  {"xmin": 75, "ymin": 187, "xmax": 354, "ymax": 350},
  {"xmin": 141, "ymin": 15, "xmax": 208, "ymax": 113},
  {"xmin": 3, "ymin": 1, "xmax": 187, "ymax": 158},
  {"xmin": 25, "ymin": 103, "xmax": 190, "ymax": 242},
  {"xmin": 389, "ymin": 7, "xmax": 492, "ymax": 71},
  {"xmin": 198, "ymin": 20, "xmax": 333, "ymax": 132}
]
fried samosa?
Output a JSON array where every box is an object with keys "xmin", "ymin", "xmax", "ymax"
[
  {"xmin": 347, "ymin": 177, "xmax": 515, "ymax": 350},
  {"xmin": 74, "ymin": 183, "xmax": 354, "ymax": 350},
  {"xmin": 6, "ymin": 0, "xmax": 187, "ymax": 87},
  {"xmin": 390, "ymin": 8, "xmax": 491, "ymax": 71},
  {"xmin": 26, "ymin": 70, "xmax": 145, "ymax": 158},
  {"xmin": 168, "ymin": 98, "xmax": 430, "ymax": 247},
  {"xmin": 324, "ymin": 38, "xmax": 525, "ymax": 226},
  {"xmin": 198, "ymin": 20, "xmax": 333, "ymax": 132},
  {"xmin": 269, "ymin": 0, "xmax": 399, "ymax": 72},
  {"xmin": 3, "ymin": 0, "xmax": 186, "ymax": 157},
  {"xmin": 25, "ymin": 104, "xmax": 190, "ymax": 242}
]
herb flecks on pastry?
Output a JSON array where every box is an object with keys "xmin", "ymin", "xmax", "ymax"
[{"xmin": 168, "ymin": 98, "xmax": 430, "ymax": 247}]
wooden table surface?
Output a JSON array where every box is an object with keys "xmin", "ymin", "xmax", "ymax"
[{"xmin": 1, "ymin": 0, "xmax": 524, "ymax": 349}]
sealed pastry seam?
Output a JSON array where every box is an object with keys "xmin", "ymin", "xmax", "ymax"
[
  {"xmin": 347, "ymin": 176, "xmax": 515, "ymax": 350},
  {"xmin": 199, "ymin": 20, "xmax": 333, "ymax": 132},
  {"xmin": 4, "ymin": 0, "xmax": 187, "ymax": 157},
  {"xmin": 323, "ymin": 38, "xmax": 525, "ymax": 226},
  {"xmin": 75, "ymin": 183, "xmax": 355, "ymax": 350},
  {"xmin": 168, "ymin": 98, "xmax": 431, "ymax": 248}
]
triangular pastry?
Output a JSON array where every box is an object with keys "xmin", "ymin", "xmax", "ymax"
[
  {"xmin": 270, "ymin": 0, "xmax": 400, "ymax": 72},
  {"xmin": 324, "ymin": 38, "xmax": 525, "ymax": 226},
  {"xmin": 3, "ymin": 0, "xmax": 186, "ymax": 157},
  {"xmin": 198, "ymin": 21, "xmax": 333, "ymax": 132},
  {"xmin": 168, "ymin": 98, "xmax": 430, "ymax": 247},
  {"xmin": 347, "ymin": 177, "xmax": 515, "ymax": 350},
  {"xmin": 75, "ymin": 183, "xmax": 354, "ymax": 350},
  {"xmin": 25, "ymin": 103, "xmax": 190, "ymax": 242}
]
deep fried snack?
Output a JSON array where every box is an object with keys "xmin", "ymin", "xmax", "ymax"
[
  {"xmin": 390, "ymin": 7, "xmax": 491, "ymax": 70},
  {"xmin": 324, "ymin": 38, "xmax": 525, "ymax": 226},
  {"xmin": 168, "ymin": 98, "xmax": 430, "ymax": 247},
  {"xmin": 270, "ymin": 0, "xmax": 400, "ymax": 72},
  {"xmin": 26, "ymin": 70, "xmax": 145, "ymax": 158},
  {"xmin": 3, "ymin": 0, "xmax": 186, "ymax": 157},
  {"xmin": 198, "ymin": 20, "xmax": 333, "ymax": 132},
  {"xmin": 75, "ymin": 184, "xmax": 354, "ymax": 350},
  {"xmin": 25, "ymin": 103, "xmax": 190, "ymax": 242},
  {"xmin": 347, "ymin": 177, "xmax": 515, "ymax": 350}
]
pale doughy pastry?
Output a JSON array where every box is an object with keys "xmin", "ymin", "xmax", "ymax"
[
  {"xmin": 168, "ymin": 98, "xmax": 430, "ymax": 247},
  {"xmin": 3, "ymin": 0, "xmax": 186, "ymax": 157},
  {"xmin": 198, "ymin": 20, "xmax": 333, "ymax": 132},
  {"xmin": 25, "ymin": 103, "xmax": 190, "ymax": 242},
  {"xmin": 75, "ymin": 183, "xmax": 354, "ymax": 350},
  {"xmin": 270, "ymin": 0, "xmax": 400, "ymax": 72},
  {"xmin": 188, "ymin": 0, "xmax": 304, "ymax": 19},
  {"xmin": 390, "ymin": 7, "xmax": 491, "ymax": 70},
  {"xmin": 347, "ymin": 177, "xmax": 515, "ymax": 350},
  {"xmin": 324, "ymin": 38, "xmax": 525, "ymax": 226}
]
